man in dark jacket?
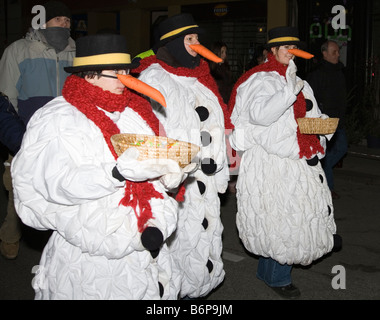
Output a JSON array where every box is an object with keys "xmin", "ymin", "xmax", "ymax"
[
  {"xmin": 0, "ymin": 94, "xmax": 26, "ymax": 155},
  {"xmin": 0, "ymin": 93, "xmax": 26, "ymax": 259},
  {"xmin": 307, "ymin": 40, "xmax": 348, "ymax": 199}
]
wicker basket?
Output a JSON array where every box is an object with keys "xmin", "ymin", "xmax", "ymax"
[
  {"xmin": 297, "ymin": 117, "xmax": 339, "ymax": 135},
  {"xmin": 111, "ymin": 133, "xmax": 200, "ymax": 168}
]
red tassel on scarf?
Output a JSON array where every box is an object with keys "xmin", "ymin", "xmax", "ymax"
[{"xmin": 119, "ymin": 181, "xmax": 164, "ymax": 232}]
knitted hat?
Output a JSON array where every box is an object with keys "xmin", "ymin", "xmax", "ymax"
[
  {"xmin": 158, "ymin": 13, "xmax": 204, "ymax": 46},
  {"xmin": 266, "ymin": 26, "xmax": 305, "ymax": 48},
  {"xmin": 64, "ymin": 34, "xmax": 139, "ymax": 73},
  {"xmin": 44, "ymin": 1, "xmax": 71, "ymax": 22}
]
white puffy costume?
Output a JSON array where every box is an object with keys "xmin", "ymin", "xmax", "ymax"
[
  {"xmin": 136, "ymin": 53, "xmax": 230, "ymax": 298},
  {"xmin": 229, "ymin": 55, "xmax": 337, "ymax": 266},
  {"xmin": 11, "ymin": 75, "xmax": 183, "ymax": 299}
]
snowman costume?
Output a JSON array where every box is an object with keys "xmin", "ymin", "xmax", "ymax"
[
  {"xmin": 229, "ymin": 54, "xmax": 337, "ymax": 266},
  {"xmin": 11, "ymin": 34, "xmax": 184, "ymax": 299},
  {"xmin": 135, "ymin": 20, "xmax": 230, "ymax": 296}
]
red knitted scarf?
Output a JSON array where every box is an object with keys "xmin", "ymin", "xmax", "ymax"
[
  {"xmin": 134, "ymin": 56, "xmax": 234, "ymax": 130},
  {"xmin": 134, "ymin": 56, "xmax": 234, "ymax": 196},
  {"xmin": 62, "ymin": 75, "xmax": 166, "ymax": 232},
  {"xmin": 228, "ymin": 53, "xmax": 324, "ymax": 159}
]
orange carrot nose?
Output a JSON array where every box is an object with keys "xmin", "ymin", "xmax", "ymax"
[
  {"xmin": 189, "ymin": 44, "xmax": 223, "ymax": 63},
  {"xmin": 117, "ymin": 74, "xmax": 166, "ymax": 108},
  {"xmin": 288, "ymin": 49, "xmax": 314, "ymax": 60}
]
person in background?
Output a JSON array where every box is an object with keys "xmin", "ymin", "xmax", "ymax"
[
  {"xmin": 132, "ymin": 24, "xmax": 161, "ymax": 65},
  {"xmin": 0, "ymin": 146, "xmax": 7, "ymax": 237},
  {"xmin": 0, "ymin": 0, "xmax": 75, "ymax": 124},
  {"xmin": 0, "ymin": 94, "xmax": 25, "ymax": 155},
  {"xmin": 209, "ymin": 41, "xmax": 237, "ymax": 193},
  {"xmin": 11, "ymin": 33, "xmax": 190, "ymax": 300},
  {"xmin": 135, "ymin": 13, "xmax": 232, "ymax": 299},
  {"xmin": 229, "ymin": 26, "xmax": 341, "ymax": 299},
  {"xmin": 0, "ymin": 93, "xmax": 26, "ymax": 259},
  {"xmin": 209, "ymin": 41, "xmax": 233, "ymax": 105},
  {"xmin": 0, "ymin": 0, "xmax": 75, "ymax": 259},
  {"xmin": 307, "ymin": 40, "xmax": 348, "ymax": 200},
  {"xmin": 246, "ymin": 45, "xmax": 268, "ymax": 70}
]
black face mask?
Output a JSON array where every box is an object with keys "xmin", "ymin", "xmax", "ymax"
[
  {"xmin": 165, "ymin": 36, "xmax": 200, "ymax": 69},
  {"xmin": 40, "ymin": 27, "xmax": 70, "ymax": 53}
]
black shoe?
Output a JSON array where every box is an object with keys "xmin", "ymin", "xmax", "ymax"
[
  {"xmin": 332, "ymin": 234, "xmax": 343, "ymax": 252},
  {"xmin": 271, "ymin": 284, "xmax": 301, "ymax": 299}
]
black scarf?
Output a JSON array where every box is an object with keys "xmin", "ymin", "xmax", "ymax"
[
  {"xmin": 40, "ymin": 27, "xmax": 70, "ymax": 53},
  {"xmin": 164, "ymin": 36, "xmax": 200, "ymax": 69}
]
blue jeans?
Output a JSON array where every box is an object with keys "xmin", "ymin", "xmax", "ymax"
[
  {"xmin": 322, "ymin": 128, "xmax": 348, "ymax": 191},
  {"xmin": 256, "ymin": 257, "xmax": 292, "ymax": 287}
]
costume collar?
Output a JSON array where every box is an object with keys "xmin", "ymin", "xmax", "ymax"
[
  {"xmin": 134, "ymin": 53, "xmax": 210, "ymax": 78},
  {"xmin": 134, "ymin": 55, "xmax": 233, "ymax": 130}
]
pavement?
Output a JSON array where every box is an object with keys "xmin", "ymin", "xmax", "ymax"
[
  {"xmin": 206, "ymin": 143, "xmax": 380, "ymax": 301},
  {"xmin": 0, "ymin": 144, "xmax": 380, "ymax": 301}
]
